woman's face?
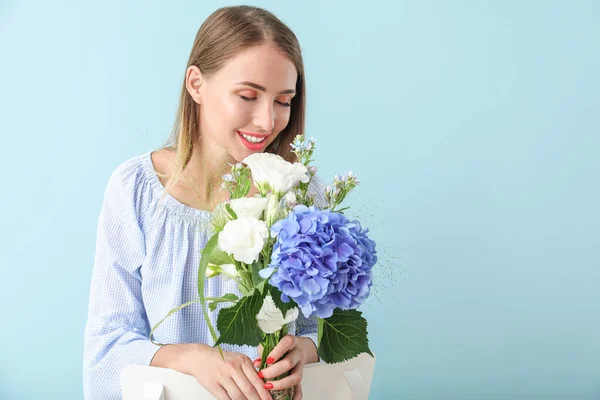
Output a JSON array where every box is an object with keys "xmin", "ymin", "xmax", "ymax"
[{"xmin": 188, "ymin": 43, "xmax": 298, "ymax": 162}]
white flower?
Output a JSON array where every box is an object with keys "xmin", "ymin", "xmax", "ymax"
[
  {"xmin": 256, "ymin": 295, "xmax": 299, "ymax": 334},
  {"xmin": 218, "ymin": 217, "xmax": 268, "ymax": 264},
  {"xmin": 282, "ymin": 192, "xmax": 298, "ymax": 208},
  {"xmin": 229, "ymin": 196, "xmax": 269, "ymax": 219},
  {"xmin": 243, "ymin": 153, "xmax": 309, "ymax": 195},
  {"xmin": 205, "ymin": 263, "xmax": 239, "ymax": 280},
  {"xmin": 219, "ymin": 263, "xmax": 239, "ymax": 280},
  {"xmin": 265, "ymin": 192, "xmax": 281, "ymax": 226},
  {"xmin": 205, "ymin": 263, "xmax": 220, "ymax": 278}
]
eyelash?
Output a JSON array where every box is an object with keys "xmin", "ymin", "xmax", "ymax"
[{"xmin": 240, "ymin": 95, "xmax": 291, "ymax": 107}]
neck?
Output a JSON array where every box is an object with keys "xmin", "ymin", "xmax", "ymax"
[{"xmin": 181, "ymin": 139, "xmax": 234, "ymax": 208}]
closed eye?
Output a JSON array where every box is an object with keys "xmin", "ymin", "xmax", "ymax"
[{"xmin": 240, "ymin": 96, "xmax": 291, "ymax": 107}]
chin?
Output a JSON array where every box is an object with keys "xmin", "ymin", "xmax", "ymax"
[
  {"xmin": 229, "ymin": 148, "xmax": 260, "ymax": 163},
  {"xmin": 231, "ymin": 142, "xmax": 271, "ymax": 162}
]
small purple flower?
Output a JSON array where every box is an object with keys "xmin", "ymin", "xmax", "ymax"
[{"xmin": 268, "ymin": 205, "xmax": 376, "ymax": 318}]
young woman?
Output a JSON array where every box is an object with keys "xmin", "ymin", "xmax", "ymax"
[{"xmin": 83, "ymin": 6, "xmax": 326, "ymax": 400}]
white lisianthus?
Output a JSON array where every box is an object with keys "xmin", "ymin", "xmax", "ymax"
[
  {"xmin": 219, "ymin": 263, "xmax": 239, "ymax": 280},
  {"xmin": 218, "ymin": 217, "xmax": 268, "ymax": 264},
  {"xmin": 282, "ymin": 192, "xmax": 298, "ymax": 209},
  {"xmin": 205, "ymin": 263, "xmax": 239, "ymax": 280},
  {"xmin": 265, "ymin": 193, "xmax": 281, "ymax": 227},
  {"xmin": 242, "ymin": 153, "xmax": 309, "ymax": 195},
  {"xmin": 229, "ymin": 196, "xmax": 269, "ymax": 219},
  {"xmin": 256, "ymin": 294, "xmax": 299, "ymax": 334},
  {"xmin": 205, "ymin": 263, "xmax": 220, "ymax": 278}
]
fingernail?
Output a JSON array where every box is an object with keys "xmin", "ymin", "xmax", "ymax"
[
  {"xmin": 253, "ymin": 358, "xmax": 261, "ymax": 364},
  {"xmin": 266, "ymin": 356, "xmax": 275, "ymax": 364},
  {"xmin": 264, "ymin": 382, "xmax": 273, "ymax": 390},
  {"xmin": 258, "ymin": 370, "xmax": 264, "ymax": 379}
]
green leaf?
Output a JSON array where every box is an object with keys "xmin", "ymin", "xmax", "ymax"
[
  {"xmin": 225, "ymin": 203, "xmax": 238, "ymax": 219},
  {"xmin": 198, "ymin": 234, "xmax": 224, "ymax": 357},
  {"xmin": 317, "ymin": 317, "xmax": 324, "ymax": 347},
  {"xmin": 209, "ymin": 247, "xmax": 235, "ymax": 266},
  {"xmin": 207, "ymin": 293, "xmax": 240, "ymax": 312},
  {"xmin": 239, "ymin": 179, "xmax": 251, "ymax": 198},
  {"xmin": 269, "ymin": 286, "xmax": 298, "ymax": 318},
  {"xmin": 238, "ymin": 270, "xmax": 254, "ymax": 296},
  {"xmin": 149, "ymin": 298, "xmax": 202, "ymax": 346},
  {"xmin": 215, "ymin": 289, "xmax": 265, "ymax": 347},
  {"xmin": 251, "ymin": 261, "xmax": 265, "ymax": 286},
  {"xmin": 231, "ymin": 170, "xmax": 252, "ymax": 199},
  {"xmin": 250, "ymin": 261, "xmax": 268, "ymax": 295},
  {"xmin": 318, "ymin": 309, "xmax": 373, "ymax": 364}
]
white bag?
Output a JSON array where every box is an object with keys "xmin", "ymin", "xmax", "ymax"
[{"xmin": 121, "ymin": 352, "xmax": 376, "ymax": 400}]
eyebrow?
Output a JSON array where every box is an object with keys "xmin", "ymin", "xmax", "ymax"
[{"xmin": 236, "ymin": 81, "xmax": 295, "ymax": 95}]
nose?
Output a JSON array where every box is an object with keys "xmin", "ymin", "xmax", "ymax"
[{"xmin": 253, "ymin": 102, "xmax": 275, "ymax": 133}]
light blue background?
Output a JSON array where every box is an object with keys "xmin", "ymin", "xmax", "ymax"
[{"xmin": 1, "ymin": 1, "xmax": 599, "ymax": 399}]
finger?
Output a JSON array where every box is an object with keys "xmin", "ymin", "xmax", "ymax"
[
  {"xmin": 242, "ymin": 360, "xmax": 273, "ymax": 400},
  {"xmin": 260, "ymin": 345, "xmax": 305, "ymax": 380},
  {"xmin": 211, "ymin": 384, "xmax": 233, "ymax": 400},
  {"xmin": 292, "ymin": 382, "xmax": 303, "ymax": 400},
  {"xmin": 259, "ymin": 353, "xmax": 301, "ymax": 380},
  {"xmin": 230, "ymin": 364, "xmax": 264, "ymax": 400},
  {"xmin": 255, "ymin": 344, "xmax": 264, "ymax": 368},
  {"xmin": 264, "ymin": 361, "xmax": 304, "ymax": 391},
  {"xmin": 220, "ymin": 377, "xmax": 246, "ymax": 400},
  {"xmin": 266, "ymin": 335, "xmax": 297, "ymax": 365}
]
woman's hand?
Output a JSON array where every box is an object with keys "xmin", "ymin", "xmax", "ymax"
[
  {"xmin": 254, "ymin": 335, "xmax": 319, "ymax": 400},
  {"xmin": 177, "ymin": 343, "xmax": 273, "ymax": 400}
]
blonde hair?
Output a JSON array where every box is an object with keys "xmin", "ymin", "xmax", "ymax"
[{"xmin": 155, "ymin": 6, "xmax": 306, "ymax": 209}]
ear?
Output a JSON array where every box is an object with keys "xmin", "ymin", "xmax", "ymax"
[{"xmin": 185, "ymin": 65, "xmax": 204, "ymax": 104}]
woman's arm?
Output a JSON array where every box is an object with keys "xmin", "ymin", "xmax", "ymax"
[{"xmin": 83, "ymin": 164, "xmax": 161, "ymax": 399}]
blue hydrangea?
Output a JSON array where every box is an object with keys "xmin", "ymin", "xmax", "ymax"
[{"xmin": 264, "ymin": 205, "xmax": 376, "ymax": 319}]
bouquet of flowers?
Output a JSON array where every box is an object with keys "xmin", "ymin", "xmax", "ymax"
[{"xmin": 151, "ymin": 135, "xmax": 376, "ymax": 400}]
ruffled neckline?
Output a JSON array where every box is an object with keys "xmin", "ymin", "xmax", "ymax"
[{"xmin": 139, "ymin": 150, "xmax": 213, "ymax": 221}]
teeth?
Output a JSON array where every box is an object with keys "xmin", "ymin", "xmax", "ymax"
[{"xmin": 241, "ymin": 133, "xmax": 266, "ymax": 144}]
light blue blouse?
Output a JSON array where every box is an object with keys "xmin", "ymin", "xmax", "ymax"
[{"xmin": 83, "ymin": 150, "xmax": 325, "ymax": 399}]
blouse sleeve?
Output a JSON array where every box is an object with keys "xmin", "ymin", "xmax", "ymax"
[{"xmin": 82, "ymin": 161, "xmax": 160, "ymax": 399}]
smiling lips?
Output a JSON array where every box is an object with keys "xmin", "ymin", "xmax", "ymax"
[{"xmin": 237, "ymin": 130, "xmax": 269, "ymax": 150}]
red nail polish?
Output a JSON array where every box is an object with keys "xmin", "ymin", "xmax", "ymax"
[
  {"xmin": 266, "ymin": 357, "xmax": 275, "ymax": 364},
  {"xmin": 258, "ymin": 371, "xmax": 264, "ymax": 379},
  {"xmin": 253, "ymin": 358, "xmax": 261, "ymax": 364},
  {"xmin": 264, "ymin": 383, "xmax": 273, "ymax": 390}
]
